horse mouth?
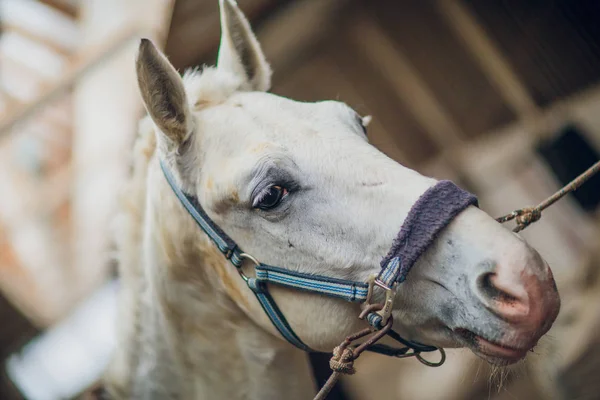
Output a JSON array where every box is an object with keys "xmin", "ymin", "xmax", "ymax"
[{"xmin": 453, "ymin": 328, "xmax": 530, "ymax": 365}]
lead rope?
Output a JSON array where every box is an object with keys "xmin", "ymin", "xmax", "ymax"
[
  {"xmin": 315, "ymin": 159, "xmax": 600, "ymax": 400},
  {"xmin": 496, "ymin": 160, "xmax": 600, "ymax": 232},
  {"xmin": 314, "ymin": 304, "xmax": 393, "ymax": 400}
]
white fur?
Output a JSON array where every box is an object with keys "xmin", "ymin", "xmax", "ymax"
[{"xmin": 183, "ymin": 67, "xmax": 243, "ymax": 109}]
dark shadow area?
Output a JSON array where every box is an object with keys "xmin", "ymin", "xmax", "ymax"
[
  {"xmin": 310, "ymin": 352, "xmax": 350, "ymax": 400},
  {"xmin": 537, "ymin": 123, "xmax": 600, "ymax": 212}
]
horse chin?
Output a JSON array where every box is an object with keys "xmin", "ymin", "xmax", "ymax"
[{"xmin": 452, "ymin": 328, "xmax": 532, "ymax": 366}]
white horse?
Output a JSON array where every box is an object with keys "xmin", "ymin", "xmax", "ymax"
[{"xmin": 104, "ymin": 1, "xmax": 561, "ymax": 398}]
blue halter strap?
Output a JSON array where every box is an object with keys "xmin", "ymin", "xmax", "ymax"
[{"xmin": 159, "ymin": 160, "xmax": 478, "ymax": 356}]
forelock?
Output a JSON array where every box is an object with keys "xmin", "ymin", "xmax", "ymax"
[{"xmin": 182, "ymin": 67, "xmax": 244, "ymax": 110}]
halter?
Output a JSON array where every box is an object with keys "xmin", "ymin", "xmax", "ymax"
[{"xmin": 160, "ymin": 160, "xmax": 478, "ymax": 363}]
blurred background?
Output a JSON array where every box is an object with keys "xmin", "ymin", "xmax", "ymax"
[{"xmin": 1, "ymin": 0, "xmax": 600, "ymax": 399}]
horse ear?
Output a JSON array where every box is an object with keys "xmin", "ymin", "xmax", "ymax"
[
  {"xmin": 217, "ymin": 0, "xmax": 272, "ymax": 92},
  {"xmin": 136, "ymin": 38, "xmax": 193, "ymax": 147}
]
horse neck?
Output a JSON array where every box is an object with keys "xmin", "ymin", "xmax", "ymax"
[{"xmin": 106, "ymin": 155, "xmax": 316, "ymax": 400}]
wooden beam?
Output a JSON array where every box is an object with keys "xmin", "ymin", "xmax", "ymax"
[
  {"xmin": 38, "ymin": 0, "xmax": 78, "ymax": 18},
  {"xmin": 459, "ymin": 82, "xmax": 600, "ymax": 178},
  {"xmin": 0, "ymin": 0, "xmax": 175, "ymax": 325},
  {"xmin": 256, "ymin": 0, "xmax": 349, "ymax": 73},
  {"xmin": 350, "ymin": 16, "xmax": 463, "ymax": 150},
  {"xmin": 1, "ymin": 22, "xmax": 72, "ymax": 56},
  {"xmin": 0, "ymin": 52, "xmax": 50, "ymax": 100},
  {"xmin": 437, "ymin": 0, "xmax": 539, "ymax": 120},
  {"xmin": 1, "ymin": 0, "xmax": 80, "ymax": 54},
  {"xmin": 325, "ymin": 28, "xmax": 438, "ymax": 166},
  {"xmin": 0, "ymin": 27, "xmax": 139, "ymax": 137},
  {"xmin": 349, "ymin": 14, "xmax": 469, "ymax": 180}
]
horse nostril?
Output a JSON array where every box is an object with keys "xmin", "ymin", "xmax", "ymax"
[
  {"xmin": 477, "ymin": 272, "xmax": 519, "ymax": 303},
  {"xmin": 476, "ymin": 271, "xmax": 530, "ymax": 322}
]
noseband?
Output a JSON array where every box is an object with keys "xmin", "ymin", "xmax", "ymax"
[{"xmin": 160, "ymin": 160, "xmax": 478, "ymax": 365}]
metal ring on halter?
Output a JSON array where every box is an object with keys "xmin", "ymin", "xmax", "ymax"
[
  {"xmin": 238, "ymin": 252, "xmax": 261, "ymax": 282},
  {"xmin": 415, "ymin": 347, "xmax": 446, "ymax": 367}
]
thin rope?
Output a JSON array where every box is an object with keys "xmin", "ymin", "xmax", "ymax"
[
  {"xmin": 314, "ymin": 371, "xmax": 342, "ymax": 400},
  {"xmin": 313, "ymin": 305, "xmax": 396, "ymax": 400},
  {"xmin": 496, "ymin": 160, "xmax": 600, "ymax": 232}
]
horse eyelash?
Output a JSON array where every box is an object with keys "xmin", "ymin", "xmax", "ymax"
[
  {"xmin": 252, "ymin": 185, "xmax": 288, "ymax": 208},
  {"xmin": 252, "ymin": 187, "xmax": 269, "ymax": 207}
]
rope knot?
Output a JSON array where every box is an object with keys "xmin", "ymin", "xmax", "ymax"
[
  {"xmin": 516, "ymin": 207, "xmax": 541, "ymax": 228},
  {"xmin": 329, "ymin": 346, "xmax": 356, "ymax": 375}
]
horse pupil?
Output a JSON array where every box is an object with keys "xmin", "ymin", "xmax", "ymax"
[{"xmin": 261, "ymin": 186, "xmax": 282, "ymax": 208}]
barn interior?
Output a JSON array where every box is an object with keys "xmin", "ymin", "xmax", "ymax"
[{"xmin": 1, "ymin": 0, "xmax": 600, "ymax": 399}]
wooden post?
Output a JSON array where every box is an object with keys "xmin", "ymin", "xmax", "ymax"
[
  {"xmin": 349, "ymin": 16, "xmax": 466, "ymax": 176},
  {"xmin": 69, "ymin": 0, "xmax": 175, "ymax": 307},
  {"xmin": 0, "ymin": 28, "xmax": 140, "ymax": 137},
  {"xmin": 256, "ymin": 0, "xmax": 349, "ymax": 72},
  {"xmin": 437, "ymin": 1, "xmax": 539, "ymax": 120}
]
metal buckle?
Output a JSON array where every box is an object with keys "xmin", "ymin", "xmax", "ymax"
[
  {"xmin": 374, "ymin": 279, "xmax": 396, "ymax": 326},
  {"xmin": 364, "ymin": 276, "xmax": 396, "ymax": 326},
  {"xmin": 238, "ymin": 252, "xmax": 260, "ymax": 282}
]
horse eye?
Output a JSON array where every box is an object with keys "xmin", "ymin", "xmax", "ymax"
[{"xmin": 254, "ymin": 185, "xmax": 287, "ymax": 210}]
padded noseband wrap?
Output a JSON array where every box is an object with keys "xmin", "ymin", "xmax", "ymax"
[{"xmin": 379, "ymin": 180, "xmax": 479, "ymax": 285}]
